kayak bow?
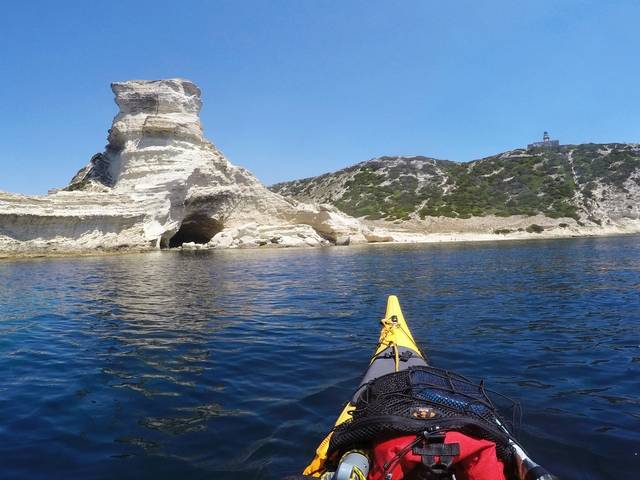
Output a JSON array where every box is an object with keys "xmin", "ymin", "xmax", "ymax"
[
  {"xmin": 302, "ymin": 295, "xmax": 555, "ymax": 480},
  {"xmin": 303, "ymin": 295, "xmax": 425, "ymax": 476}
]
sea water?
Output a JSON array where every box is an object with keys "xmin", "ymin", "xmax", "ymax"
[{"xmin": 0, "ymin": 236, "xmax": 638, "ymax": 479}]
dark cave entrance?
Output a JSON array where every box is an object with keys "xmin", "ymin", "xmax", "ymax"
[{"xmin": 168, "ymin": 214, "xmax": 223, "ymax": 248}]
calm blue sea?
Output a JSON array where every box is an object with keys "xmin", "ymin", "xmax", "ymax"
[{"xmin": 1, "ymin": 237, "xmax": 639, "ymax": 479}]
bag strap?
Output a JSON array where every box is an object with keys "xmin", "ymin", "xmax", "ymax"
[{"xmin": 412, "ymin": 432, "xmax": 460, "ymax": 479}]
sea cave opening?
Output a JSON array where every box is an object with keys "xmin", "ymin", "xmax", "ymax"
[{"xmin": 168, "ymin": 214, "xmax": 223, "ymax": 248}]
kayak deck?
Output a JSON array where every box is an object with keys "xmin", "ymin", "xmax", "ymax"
[
  {"xmin": 302, "ymin": 295, "xmax": 555, "ymax": 480},
  {"xmin": 303, "ymin": 295, "xmax": 425, "ymax": 477}
]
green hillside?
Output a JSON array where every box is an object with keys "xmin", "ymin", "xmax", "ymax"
[{"xmin": 271, "ymin": 144, "xmax": 640, "ymax": 222}]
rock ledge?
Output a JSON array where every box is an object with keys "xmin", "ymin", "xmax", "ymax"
[{"xmin": 0, "ymin": 79, "xmax": 388, "ymax": 254}]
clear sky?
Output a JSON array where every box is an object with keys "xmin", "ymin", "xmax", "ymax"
[{"xmin": 2, "ymin": 0, "xmax": 639, "ymax": 194}]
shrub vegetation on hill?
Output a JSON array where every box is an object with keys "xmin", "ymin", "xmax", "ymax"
[{"xmin": 272, "ymin": 144, "xmax": 640, "ymax": 221}]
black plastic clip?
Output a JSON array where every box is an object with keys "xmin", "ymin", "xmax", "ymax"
[
  {"xmin": 412, "ymin": 432, "xmax": 460, "ymax": 476},
  {"xmin": 379, "ymin": 350, "xmax": 413, "ymax": 362},
  {"xmin": 398, "ymin": 350, "xmax": 413, "ymax": 362}
]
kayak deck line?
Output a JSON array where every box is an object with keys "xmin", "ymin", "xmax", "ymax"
[{"xmin": 375, "ymin": 295, "xmax": 422, "ymax": 358}]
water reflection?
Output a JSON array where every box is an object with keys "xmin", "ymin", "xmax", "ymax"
[{"xmin": 0, "ymin": 237, "xmax": 639, "ymax": 479}]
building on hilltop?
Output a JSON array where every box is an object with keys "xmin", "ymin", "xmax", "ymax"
[{"xmin": 528, "ymin": 131, "xmax": 560, "ymax": 150}]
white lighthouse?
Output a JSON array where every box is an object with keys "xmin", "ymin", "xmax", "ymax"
[{"xmin": 528, "ymin": 131, "xmax": 560, "ymax": 149}]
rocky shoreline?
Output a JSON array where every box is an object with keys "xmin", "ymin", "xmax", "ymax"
[
  {"xmin": 3, "ymin": 222, "xmax": 638, "ymax": 261},
  {"xmin": 0, "ymin": 79, "xmax": 389, "ymax": 255},
  {"xmin": 2, "ymin": 78, "xmax": 638, "ymax": 258}
]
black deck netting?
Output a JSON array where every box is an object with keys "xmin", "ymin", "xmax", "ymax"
[{"xmin": 329, "ymin": 366, "xmax": 521, "ymax": 469}]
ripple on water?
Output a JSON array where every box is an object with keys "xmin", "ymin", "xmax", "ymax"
[{"xmin": 0, "ymin": 237, "xmax": 639, "ymax": 479}]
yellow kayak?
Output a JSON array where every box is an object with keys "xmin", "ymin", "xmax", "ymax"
[
  {"xmin": 301, "ymin": 295, "xmax": 555, "ymax": 480},
  {"xmin": 303, "ymin": 295, "xmax": 426, "ymax": 476}
]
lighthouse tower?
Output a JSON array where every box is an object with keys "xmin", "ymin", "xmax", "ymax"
[{"xmin": 528, "ymin": 131, "xmax": 560, "ymax": 150}]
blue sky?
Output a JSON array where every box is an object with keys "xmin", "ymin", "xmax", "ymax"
[{"xmin": 2, "ymin": 0, "xmax": 639, "ymax": 194}]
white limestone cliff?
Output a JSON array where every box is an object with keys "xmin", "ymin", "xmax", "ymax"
[{"xmin": 0, "ymin": 79, "xmax": 389, "ymax": 255}]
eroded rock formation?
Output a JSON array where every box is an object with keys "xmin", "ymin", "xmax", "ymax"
[{"xmin": 0, "ymin": 79, "xmax": 387, "ymax": 254}]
